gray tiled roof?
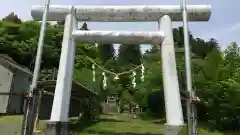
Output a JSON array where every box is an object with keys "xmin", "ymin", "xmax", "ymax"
[{"xmin": 0, "ymin": 54, "xmax": 32, "ymax": 76}]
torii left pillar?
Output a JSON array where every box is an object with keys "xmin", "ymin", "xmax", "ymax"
[{"xmin": 45, "ymin": 6, "xmax": 76, "ymax": 135}]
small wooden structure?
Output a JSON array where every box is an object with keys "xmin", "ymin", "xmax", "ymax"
[
  {"xmin": 37, "ymin": 80, "xmax": 99, "ymax": 120},
  {"xmin": 0, "ymin": 54, "xmax": 32, "ymax": 114},
  {"xmin": 102, "ymin": 94, "xmax": 119, "ymax": 114}
]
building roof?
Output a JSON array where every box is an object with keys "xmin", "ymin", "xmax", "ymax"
[
  {"xmin": 38, "ymin": 80, "xmax": 99, "ymax": 99},
  {"xmin": 0, "ymin": 54, "xmax": 32, "ymax": 76}
]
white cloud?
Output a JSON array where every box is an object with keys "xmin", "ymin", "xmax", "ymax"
[
  {"xmin": 201, "ymin": 22, "xmax": 240, "ymax": 39},
  {"xmin": 199, "ymin": 22, "xmax": 240, "ymax": 49}
]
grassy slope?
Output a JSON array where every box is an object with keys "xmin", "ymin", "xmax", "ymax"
[
  {"xmin": 0, "ymin": 114, "xmax": 237, "ymax": 135},
  {"xmin": 72, "ymin": 114, "xmax": 226, "ymax": 135}
]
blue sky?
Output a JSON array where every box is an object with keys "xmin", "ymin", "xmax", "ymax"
[{"xmin": 0, "ymin": 0, "xmax": 240, "ymax": 51}]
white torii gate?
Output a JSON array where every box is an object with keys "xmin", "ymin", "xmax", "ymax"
[{"xmin": 31, "ymin": 5, "xmax": 211, "ymax": 135}]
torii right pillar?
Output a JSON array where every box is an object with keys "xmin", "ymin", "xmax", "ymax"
[
  {"xmin": 159, "ymin": 7, "xmax": 212, "ymax": 135},
  {"xmin": 159, "ymin": 15, "xmax": 184, "ymax": 135}
]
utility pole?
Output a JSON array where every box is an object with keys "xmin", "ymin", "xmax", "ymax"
[
  {"xmin": 180, "ymin": 0, "xmax": 198, "ymax": 135},
  {"xmin": 20, "ymin": 0, "xmax": 50, "ymax": 134},
  {"xmin": 33, "ymin": 89, "xmax": 43, "ymax": 133}
]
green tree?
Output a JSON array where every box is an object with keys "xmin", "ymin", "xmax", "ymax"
[
  {"xmin": 98, "ymin": 44, "xmax": 115, "ymax": 65},
  {"xmin": 3, "ymin": 12, "xmax": 21, "ymax": 23},
  {"xmin": 1, "ymin": 13, "xmax": 240, "ymax": 132}
]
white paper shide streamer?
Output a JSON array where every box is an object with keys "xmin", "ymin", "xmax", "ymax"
[
  {"xmin": 95, "ymin": 42, "xmax": 98, "ymax": 47},
  {"xmin": 102, "ymin": 72, "xmax": 107, "ymax": 89},
  {"xmin": 132, "ymin": 71, "xmax": 136, "ymax": 88},
  {"xmin": 141, "ymin": 64, "xmax": 145, "ymax": 82},
  {"xmin": 114, "ymin": 75, "xmax": 119, "ymax": 80},
  {"xmin": 92, "ymin": 42, "xmax": 98, "ymax": 83},
  {"xmin": 92, "ymin": 64, "xmax": 95, "ymax": 82}
]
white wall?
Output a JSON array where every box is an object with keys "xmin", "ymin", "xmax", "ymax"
[{"xmin": 0, "ymin": 64, "xmax": 13, "ymax": 113}]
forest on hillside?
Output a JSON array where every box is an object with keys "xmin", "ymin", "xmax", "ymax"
[{"xmin": 1, "ymin": 12, "xmax": 240, "ymax": 132}]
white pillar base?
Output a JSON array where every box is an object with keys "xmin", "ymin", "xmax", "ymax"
[{"xmin": 45, "ymin": 121, "xmax": 69, "ymax": 135}]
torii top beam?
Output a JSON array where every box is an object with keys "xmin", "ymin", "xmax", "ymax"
[{"xmin": 31, "ymin": 5, "xmax": 211, "ymax": 22}]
